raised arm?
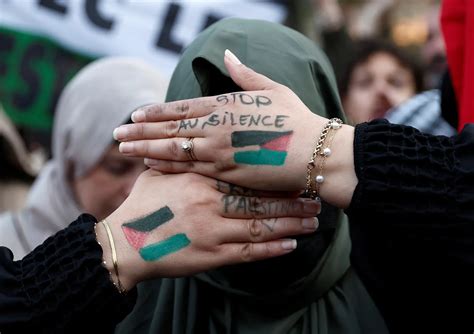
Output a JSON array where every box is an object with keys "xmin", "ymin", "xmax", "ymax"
[
  {"xmin": 113, "ymin": 51, "xmax": 474, "ymax": 331},
  {"xmin": 0, "ymin": 170, "xmax": 320, "ymax": 333},
  {"xmin": 114, "ymin": 50, "xmax": 358, "ymax": 209}
]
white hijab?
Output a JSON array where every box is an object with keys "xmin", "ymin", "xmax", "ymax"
[{"xmin": 0, "ymin": 57, "xmax": 167, "ymax": 259}]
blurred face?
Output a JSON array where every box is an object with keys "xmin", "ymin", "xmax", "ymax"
[
  {"xmin": 72, "ymin": 144, "xmax": 146, "ymax": 220},
  {"xmin": 343, "ymin": 52, "xmax": 417, "ymax": 124},
  {"xmin": 422, "ymin": 6, "xmax": 446, "ymax": 88}
]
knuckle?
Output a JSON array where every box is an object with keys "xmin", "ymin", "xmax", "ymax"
[
  {"xmin": 240, "ymin": 243, "xmax": 253, "ymax": 262},
  {"xmin": 144, "ymin": 141, "xmax": 153, "ymax": 156},
  {"xmin": 137, "ymin": 141, "xmax": 148, "ymax": 155},
  {"xmin": 184, "ymin": 172, "xmax": 201, "ymax": 183},
  {"xmin": 264, "ymin": 243, "xmax": 272, "ymax": 257},
  {"xmin": 217, "ymin": 133, "xmax": 229, "ymax": 149},
  {"xmin": 185, "ymin": 161, "xmax": 195, "ymax": 169},
  {"xmin": 279, "ymin": 218, "xmax": 291, "ymax": 231},
  {"xmin": 241, "ymin": 71, "xmax": 253, "ymax": 85},
  {"xmin": 249, "ymin": 197, "xmax": 264, "ymax": 218},
  {"xmin": 201, "ymin": 188, "xmax": 218, "ymax": 204},
  {"xmin": 247, "ymin": 219, "xmax": 263, "ymax": 241},
  {"xmin": 136, "ymin": 123, "xmax": 145, "ymax": 138},
  {"xmin": 195, "ymin": 191, "xmax": 218, "ymax": 209},
  {"xmin": 292, "ymin": 201, "xmax": 304, "ymax": 214},
  {"xmin": 214, "ymin": 154, "xmax": 236, "ymax": 171},
  {"xmin": 168, "ymin": 140, "xmax": 180, "ymax": 156},
  {"xmin": 176, "ymin": 101, "xmax": 190, "ymax": 117},
  {"xmin": 160, "ymin": 160, "xmax": 173, "ymax": 171},
  {"xmin": 165, "ymin": 121, "xmax": 179, "ymax": 137},
  {"xmin": 146, "ymin": 104, "xmax": 163, "ymax": 121}
]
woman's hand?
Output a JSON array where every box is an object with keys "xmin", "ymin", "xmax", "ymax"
[
  {"xmin": 96, "ymin": 169, "xmax": 321, "ymax": 291},
  {"xmin": 114, "ymin": 51, "xmax": 331, "ymax": 191},
  {"xmin": 113, "ymin": 50, "xmax": 357, "ymax": 207}
]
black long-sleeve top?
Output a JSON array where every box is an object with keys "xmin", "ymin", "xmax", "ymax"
[
  {"xmin": 347, "ymin": 120, "xmax": 474, "ymax": 333},
  {"xmin": 0, "ymin": 120, "xmax": 473, "ymax": 333},
  {"xmin": 0, "ymin": 214, "xmax": 137, "ymax": 333}
]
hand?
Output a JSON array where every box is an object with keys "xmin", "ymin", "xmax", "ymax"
[
  {"xmin": 113, "ymin": 50, "xmax": 357, "ymax": 208},
  {"xmin": 96, "ymin": 169, "xmax": 321, "ymax": 291},
  {"xmin": 114, "ymin": 50, "xmax": 330, "ymax": 191}
]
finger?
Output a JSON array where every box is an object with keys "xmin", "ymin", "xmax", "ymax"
[
  {"xmin": 141, "ymin": 168, "xmax": 164, "ymax": 177},
  {"xmin": 145, "ymin": 158, "xmax": 236, "ymax": 175},
  {"xmin": 113, "ymin": 121, "xmax": 204, "ymax": 142},
  {"xmin": 131, "ymin": 97, "xmax": 218, "ymax": 123},
  {"xmin": 119, "ymin": 137, "xmax": 217, "ymax": 162},
  {"xmin": 230, "ymin": 216, "xmax": 319, "ymax": 243},
  {"xmin": 213, "ymin": 180, "xmax": 301, "ymax": 198},
  {"xmin": 220, "ymin": 196, "xmax": 321, "ymax": 219},
  {"xmin": 224, "ymin": 49, "xmax": 281, "ymax": 91},
  {"xmin": 221, "ymin": 239, "xmax": 297, "ymax": 264}
]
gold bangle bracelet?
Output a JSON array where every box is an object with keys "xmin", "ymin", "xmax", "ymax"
[{"xmin": 100, "ymin": 219, "xmax": 127, "ymax": 294}]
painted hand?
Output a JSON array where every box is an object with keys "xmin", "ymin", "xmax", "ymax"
[
  {"xmin": 113, "ymin": 50, "xmax": 329, "ymax": 191},
  {"xmin": 98, "ymin": 169, "xmax": 321, "ymax": 290}
]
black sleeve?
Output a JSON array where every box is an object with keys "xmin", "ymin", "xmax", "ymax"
[
  {"xmin": 346, "ymin": 120, "xmax": 474, "ymax": 333},
  {"xmin": 0, "ymin": 214, "xmax": 137, "ymax": 334}
]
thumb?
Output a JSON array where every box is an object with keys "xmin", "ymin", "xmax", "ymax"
[{"xmin": 224, "ymin": 49, "xmax": 280, "ymax": 91}]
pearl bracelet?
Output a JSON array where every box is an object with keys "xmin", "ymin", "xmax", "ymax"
[{"xmin": 304, "ymin": 118, "xmax": 343, "ymax": 200}]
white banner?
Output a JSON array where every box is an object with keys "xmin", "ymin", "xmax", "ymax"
[{"xmin": 0, "ymin": 0, "xmax": 287, "ymax": 77}]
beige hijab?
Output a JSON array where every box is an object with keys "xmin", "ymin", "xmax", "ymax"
[
  {"xmin": 0, "ymin": 57, "xmax": 167, "ymax": 259},
  {"xmin": 0, "ymin": 103, "xmax": 44, "ymax": 212}
]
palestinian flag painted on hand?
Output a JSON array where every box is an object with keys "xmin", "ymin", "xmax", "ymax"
[
  {"xmin": 121, "ymin": 206, "xmax": 174, "ymax": 250},
  {"xmin": 231, "ymin": 130, "xmax": 293, "ymax": 166}
]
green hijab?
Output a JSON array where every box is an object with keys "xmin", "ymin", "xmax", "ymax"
[{"xmin": 116, "ymin": 19, "xmax": 387, "ymax": 334}]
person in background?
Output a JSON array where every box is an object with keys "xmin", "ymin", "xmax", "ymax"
[
  {"xmin": 0, "ymin": 57, "xmax": 167, "ymax": 259},
  {"xmin": 312, "ymin": 0, "xmax": 395, "ymax": 83},
  {"xmin": 383, "ymin": 2, "xmax": 455, "ymax": 137},
  {"xmin": 339, "ymin": 39, "xmax": 423, "ymax": 124},
  {"xmin": 384, "ymin": 83, "xmax": 456, "ymax": 136},
  {"xmin": 0, "ymin": 105, "xmax": 44, "ymax": 212},
  {"xmin": 422, "ymin": 2, "xmax": 447, "ymax": 89}
]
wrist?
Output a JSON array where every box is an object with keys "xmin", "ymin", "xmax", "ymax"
[
  {"xmin": 302, "ymin": 115, "xmax": 357, "ymax": 208},
  {"xmin": 95, "ymin": 215, "xmax": 144, "ymax": 291},
  {"xmin": 296, "ymin": 113, "xmax": 328, "ymax": 190},
  {"xmin": 319, "ymin": 124, "xmax": 357, "ymax": 208}
]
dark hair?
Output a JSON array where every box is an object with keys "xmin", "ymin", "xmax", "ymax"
[{"xmin": 339, "ymin": 39, "xmax": 423, "ymax": 98}]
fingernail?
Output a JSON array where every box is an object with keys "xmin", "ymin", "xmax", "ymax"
[
  {"xmin": 131, "ymin": 109, "xmax": 145, "ymax": 122},
  {"xmin": 144, "ymin": 158, "xmax": 158, "ymax": 166},
  {"xmin": 225, "ymin": 49, "xmax": 241, "ymax": 65},
  {"xmin": 281, "ymin": 239, "xmax": 297, "ymax": 250},
  {"xmin": 119, "ymin": 142, "xmax": 133, "ymax": 154},
  {"xmin": 302, "ymin": 199, "xmax": 321, "ymax": 214},
  {"xmin": 302, "ymin": 217, "xmax": 319, "ymax": 230},
  {"xmin": 113, "ymin": 126, "xmax": 128, "ymax": 140}
]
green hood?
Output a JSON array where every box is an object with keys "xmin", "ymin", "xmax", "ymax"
[
  {"xmin": 166, "ymin": 16, "xmax": 348, "ymax": 295},
  {"xmin": 117, "ymin": 18, "xmax": 387, "ymax": 334},
  {"xmin": 165, "ymin": 18, "xmax": 345, "ymax": 121}
]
